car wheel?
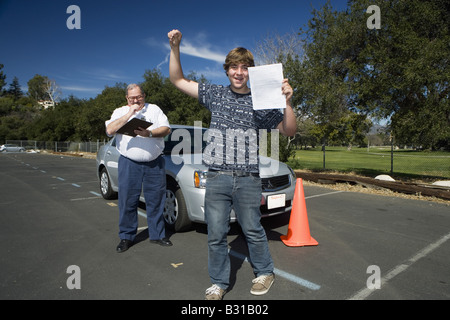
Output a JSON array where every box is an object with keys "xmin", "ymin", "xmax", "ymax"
[
  {"xmin": 100, "ymin": 167, "xmax": 118, "ymax": 200},
  {"xmin": 164, "ymin": 180, "xmax": 191, "ymax": 232}
]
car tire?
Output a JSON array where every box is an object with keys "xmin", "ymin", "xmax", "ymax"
[
  {"xmin": 100, "ymin": 167, "xmax": 118, "ymax": 200},
  {"xmin": 164, "ymin": 180, "xmax": 192, "ymax": 232}
]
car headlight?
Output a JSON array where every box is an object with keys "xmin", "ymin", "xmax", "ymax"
[
  {"xmin": 194, "ymin": 170, "xmax": 208, "ymax": 188},
  {"xmin": 287, "ymin": 166, "xmax": 296, "ymax": 182}
]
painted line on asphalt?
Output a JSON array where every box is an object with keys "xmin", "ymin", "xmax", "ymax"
[
  {"xmin": 348, "ymin": 231, "xmax": 450, "ymax": 300},
  {"xmin": 136, "ymin": 208, "xmax": 321, "ymax": 290},
  {"xmin": 70, "ymin": 196, "xmax": 103, "ymax": 201},
  {"xmin": 14, "ymin": 157, "xmax": 102, "ymax": 201},
  {"xmin": 273, "ymin": 267, "xmax": 321, "ymax": 291},
  {"xmin": 137, "ymin": 209, "xmax": 147, "ymax": 219},
  {"xmin": 228, "ymin": 249, "xmax": 321, "ymax": 291},
  {"xmin": 130, "ymin": 190, "xmax": 342, "ymax": 291},
  {"xmin": 305, "ymin": 190, "xmax": 344, "ymax": 199}
]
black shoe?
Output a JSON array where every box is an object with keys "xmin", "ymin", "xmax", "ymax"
[
  {"xmin": 149, "ymin": 238, "xmax": 173, "ymax": 247},
  {"xmin": 116, "ymin": 239, "xmax": 133, "ymax": 253}
]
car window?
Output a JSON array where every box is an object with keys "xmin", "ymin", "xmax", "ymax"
[{"xmin": 164, "ymin": 128, "xmax": 207, "ymax": 154}]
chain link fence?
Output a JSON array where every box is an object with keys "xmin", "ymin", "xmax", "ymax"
[
  {"xmin": 4, "ymin": 140, "xmax": 108, "ymax": 154},
  {"xmin": 288, "ymin": 145, "xmax": 450, "ymax": 180},
  {"xmin": 3, "ymin": 139, "xmax": 449, "ymax": 180}
]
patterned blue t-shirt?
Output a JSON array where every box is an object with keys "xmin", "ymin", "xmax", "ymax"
[{"xmin": 198, "ymin": 83, "xmax": 283, "ymax": 172}]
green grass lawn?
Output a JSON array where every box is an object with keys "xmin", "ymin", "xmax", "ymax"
[{"xmin": 287, "ymin": 146, "xmax": 450, "ymax": 180}]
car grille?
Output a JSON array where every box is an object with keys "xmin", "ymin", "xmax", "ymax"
[{"xmin": 261, "ymin": 174, "xmax": 291, "ymax": 192}]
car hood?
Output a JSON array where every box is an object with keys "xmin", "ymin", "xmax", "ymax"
[
  {"xmin": 168, "ymin": 153, "xmax": 289, "ymax": 176},
  {"xmin": 259, "ymin": 155, "xmax": 289, "ymax": 177}
]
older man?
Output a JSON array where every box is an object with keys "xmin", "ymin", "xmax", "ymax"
[{"xmin": 106, "ymin": 83, "xmax": 172, "ymax": 252}]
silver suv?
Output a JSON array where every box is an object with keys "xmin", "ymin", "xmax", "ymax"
[{"xmin": 96, "ymin": 125, "xmax": 296, "ymax": 232}]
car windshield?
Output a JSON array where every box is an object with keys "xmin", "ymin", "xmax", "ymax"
[{"xmin": 109, "ymin": 127, "xmax": 207, "ymax": 154}]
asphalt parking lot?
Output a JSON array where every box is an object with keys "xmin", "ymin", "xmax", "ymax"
[{"xmin": 1, "ymin": 152, "xmax": 449, "ymax": 305}]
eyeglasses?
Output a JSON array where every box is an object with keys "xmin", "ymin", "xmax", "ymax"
[{"xmin": 127, "ymin": 95, "xmax": 144, "ymax": 101}]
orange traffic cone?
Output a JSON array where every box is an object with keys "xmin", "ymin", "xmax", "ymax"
[{"xmin": 280, "ymin": 178, "xmax": 318, "ymax": 247}]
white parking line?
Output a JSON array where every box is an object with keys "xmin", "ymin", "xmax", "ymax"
[
  {"xmin": 228, "ymin": 249, "xmax": 321, "ymax": 291},
  {"xmin": 273, "ymin": 267, "xmax": 321, "ymax": 290},
  {"xmin": 131, "ymin": 189, "xmax": 342, "ymax": 292},
  {"xmin": 348, "ymin": 231, "xmax": 450, "ymax": 300},
  {"xmin": 138, "ymin": 209, "xmax": 147, "ymax": 219},
  {"xmin": 305, "ymin": 190, "xmax": 344, "ymax": 199},
  {"xmin": 70, "ymin": 196, "xmax": 103, "ymax": 201},
  {"xmin": 135, "ymin": 208, "xmax": 322, "ymax": 291}
]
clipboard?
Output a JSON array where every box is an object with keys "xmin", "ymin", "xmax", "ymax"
[{"xmin": 116, "ymin": 118, "xmax": 153, "ymax": 137}]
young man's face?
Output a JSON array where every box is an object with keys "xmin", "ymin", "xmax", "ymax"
[{"xmin": 227, "ymin": 63, "xmax": 250, "ymax": 93}]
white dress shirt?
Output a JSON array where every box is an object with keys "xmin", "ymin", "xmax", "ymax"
[{"xmin": 105, "ymin": 103, "xmax": 170, "ymax": 162}]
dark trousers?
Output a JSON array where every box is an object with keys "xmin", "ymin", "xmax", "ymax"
[{"xmin": 118, "ymin": 155, "xmax": 166, "ymax": 241}]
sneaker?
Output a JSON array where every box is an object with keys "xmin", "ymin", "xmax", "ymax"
[
  {"xmin": 205, "ymin": 284, "xmax": 226, "ymax": 300},
  {"xmin": 250, "ymin": 274, "xmax": 275, "ymax": 295}
]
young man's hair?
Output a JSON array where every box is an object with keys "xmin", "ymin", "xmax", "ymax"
[{"xmin": 223, "ymin": 47, "xmax": 255, "ymax": 74}]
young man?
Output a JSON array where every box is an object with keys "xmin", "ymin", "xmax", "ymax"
[
  {"xmin": 168, "ymin": 29, "xmax": 296, "ymax": 299},
  {"xmin": 106, "ymin": 84, "xmax": 172, "ymax": 252}
]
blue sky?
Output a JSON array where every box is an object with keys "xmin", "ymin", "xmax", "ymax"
[{"xmin": 0, "ymin": 0, "xmax": 348, "ymax": 99}]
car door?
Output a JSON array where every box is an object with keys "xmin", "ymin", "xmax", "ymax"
[{"xmin": 104, "ymin": 138, "xmax": 120, "ymax": 192}]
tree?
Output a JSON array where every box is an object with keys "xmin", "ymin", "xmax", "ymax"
[
  {"xmin": 7, "ymin": 76, "xmax": 23, "ymax": 100},
  {"xmin": 0, "ymin": 115, "xmax": 28, "ymax": 141},
  {"xmin": 345, "ymin": 0, "xmax": 449, "ymax": 150},
  {"xmin": 27, "ymin": 74, "xmax": 49, "ymax": 101},
  {"xmin": 253, "ymin": 31, "xmax": 304, "ymax": 67},
  {"xmin": 296, "ymin": 116, "xmax": 319, "ymax": 149},
  {"xmin": 141, "ymin": 69, "xmax": 210, "ymax": 127},
  {"xmin": 43, "ymin": 78, "xmax": 61, "ymax": 107},
  {"xmin": 0, "ymin": 64, "xmax": 6, "ymax": 96},
  {"xmin": 75, "ymin": 84, "xmax": 126, "ymax": 140},
  {"xmin": 298, "ymin": 0, "xmax": 449, "ymax": 150}
]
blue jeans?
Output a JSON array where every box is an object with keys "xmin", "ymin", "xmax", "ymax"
[
  {"xmin": 118, "ymin": 155, "xmax": 166, "ymax": 241},
  {"xmin": 204, "ymin": 172, "xmax": 274, "ymax": 289}
]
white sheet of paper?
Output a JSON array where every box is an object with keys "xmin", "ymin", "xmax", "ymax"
[{"xmin": 248, "ymin": 63, "xmax": 285, "ymax": 110}]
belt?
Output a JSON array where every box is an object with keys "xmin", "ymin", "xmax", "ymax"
[{"xmin": 209, "ymin": 169, "xmax": 259, "ymax": 177}]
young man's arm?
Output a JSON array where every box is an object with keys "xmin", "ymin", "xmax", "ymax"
[
  {"xmin": 168, "ymin": 29, "xmax": 199, "ymax": 99},
  {"xmin": 277, "ymin": 79, "xmax": 297, "ymax": 137}
]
